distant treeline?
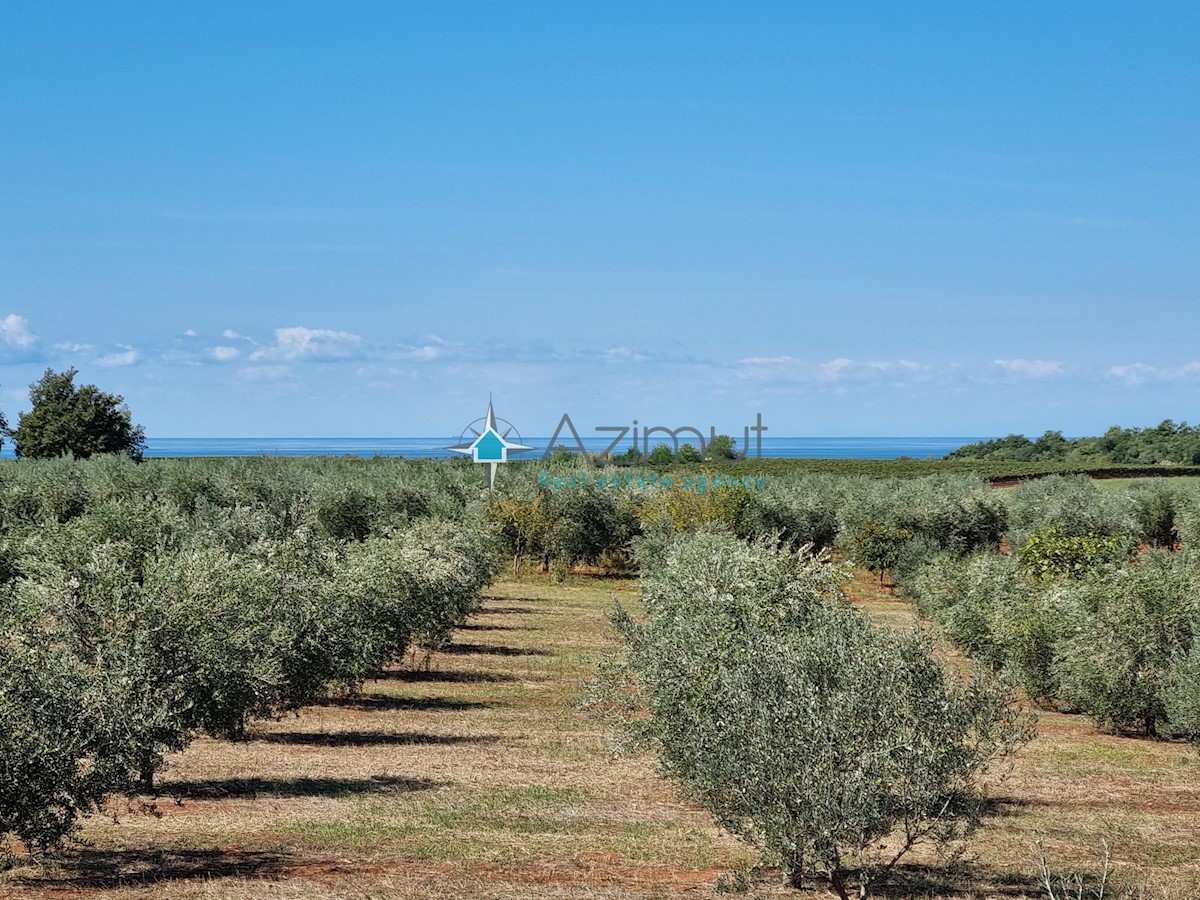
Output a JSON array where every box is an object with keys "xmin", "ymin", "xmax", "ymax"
[{"xmin": 946, "ymin": 420, "xmax": 1200, "ymax": 466}]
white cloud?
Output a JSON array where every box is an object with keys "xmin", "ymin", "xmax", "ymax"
[
  {"xmin": 236, "ymin": 364, "xmax": 293, "ymax": 382},
  {"xmin": 223, "ymin": 329, "xmax": 249, "ymax": 341},
  {"xmin": 55, "ymin": 341, "xmax": 93, "ymax": 353},
  {"xmin": 1108, "ymin": 362, "xmax": 1200, "ymax": 385},
  {"xmin": 732, "ymin": 355, "xmax": 935, "ymax": 389},
  {"xmin": 97, "ymin": 346, "xmax": 139, "ymax": 367},
  {"xmin": 994, "ymin": 358, "xmax": 1064, "ymax": 378},
  {"xmin": 251, "ymin": 326, "xmax": 362, "ymax": 361},
  {"xmin": 396, "ymin": 344, "xmax": 443, "ymax": 361},
  {"xmin": 604, "ymin": 346, "xmax": 649, "ymax": 363},
  {"xmin": 0, "ymin": 314, "xmax": 37, "ymax": 348},
  {"xmin": 818, "ymin": 357, "xmax": 855, "ymax": 382},
  {"xmin": 184, "ymin": 328, "xmax": 198, "ymax": 337},
  {"xmin": 738, "ymin": 355, "xmax": 800, "ymax": 366},
  {"xmin": 209, "ymin": 345, "xmax": 240, "ymax": 362}
]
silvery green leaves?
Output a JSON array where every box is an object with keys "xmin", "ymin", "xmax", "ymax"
[
  {"xmin": 0, "ymin": 455, "xmax": 499, "ymax": 853},
  {"xmin": 909, "ymin": 547, "xmax": 1200, "ymax": 738},
  {"xmin": 606, "ymin": 532, "xmax": 1028, "ymax": 898}
]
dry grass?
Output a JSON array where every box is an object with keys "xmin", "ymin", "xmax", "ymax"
[{"xmin": 2, "ymin": 572, "xmax": 1198, "ymax": 899}]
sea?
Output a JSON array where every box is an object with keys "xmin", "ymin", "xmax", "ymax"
[{"xmin": 0, "ymin": 436, "xmax": 985, "ymax": 460}]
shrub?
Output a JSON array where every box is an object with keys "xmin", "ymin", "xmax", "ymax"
[
  {"xmin": 0, "ymin": 457, "xmax": 504, "ymax": 848},
  {"xmin": 0, "ymin": 640, "xmax": 117, "ymax": 851},
  {"xmin": 488, "ymin": 488, "xmax": 550, "ymax": 575},
  {"xmin": 736, "ymin": 476, "xmax": 841, "ymax": 550},
  {"xmin": 907, "ymin": 551, "xmax": 1023, "ymax": 673},
  {"xmin": 1162, "ymin": 642, "xmax": 1200, "ymax": 739},
  {"xmin": 1173, "ymin": 487, "xmax": 1200, "ymax": 549},
  {"xmin": 848, "ymin": 521, "xmax": 913, "ymax": 586},
  {"xmin": 1128, "ymin": 479, "xmax": 1179, "ymax": 548},
  {"xmin": 647, "ymin": 443, "xmax": 675, "ymax": 466},
  {"xmin": 707, "ymin": 434, "xmax": 740, "ymax": 460},
  {"xmin": 1018, "ymin": 526, "xmax": 1131, "ymax": 583},
  {"xmin": 313, "ymin": 485, "xmax": 378, "ymax": 541},
  {"xmin": 1004, "ymin": 475, "xmax": 1137, "ymax": 549},
  {"xmin": 837, "ymin": 475, "xmax": 1005, "ymax": 554},
  {"xmin": 544, "ymin": 485, "xmax": 638, "ymax": 569}
]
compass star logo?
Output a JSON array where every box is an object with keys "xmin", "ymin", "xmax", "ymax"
[{"xmin": 448, "ymin": 396, "xmax": 533, "ymax": 490}]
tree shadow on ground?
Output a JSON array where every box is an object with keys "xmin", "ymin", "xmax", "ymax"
[
  {"xmin": 439, "ymin": 642, "xmax": 548, "ymax": 657},
  {"xmin": 457, "ymin": 623, "xmax": 527, "ymax": 632},
  {"xmin": 253, "ymin": 730, "xmax": 502, "ymax": 748},
  {"xmin": 870, "ymin": 862, "xmax": 1049, "ymax": 898},
  {"xmin": 378, "ymin": 668, "xmax": 517, "ymax": 683},
  {"xmin": 316, "ymin": 693, "xmax": 503, "ymax": 712},
  {"xmin": 983, "ymin": 795, "xmax": 1032, "ymax": 816},
  {"xmin": 15, "ymin": 848, "xmax": 295, "ymax": 889},
  {"xmin": 157, "ymin": 774, "xmax": 440, "ymax": 800},
  {"xmin": 473, "ymin": 605, "xmax": 547, "ymax": 615}
]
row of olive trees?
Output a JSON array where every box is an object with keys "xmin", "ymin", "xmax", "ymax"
[
  {"xmin": 0, "ymin": 457, "xmax": 498, "ymax": 852},
  {"xmin": 888, "ymin": 475, "xmax": 1200, "ymax": 740},
  {"xmin": 907, "ymin": 546, "xmax": 1200, "ymax": 738},
  {"xmin": 486, "ymin": 468, "xmax": 1012, "ymax": 579},
  {"xmin": 586, "ymin": 532, "xmax": 1030, "ymax": 898},
  {"xmin": 489, "ymin": 467, "xmax": 1200, "ymax": 584}
]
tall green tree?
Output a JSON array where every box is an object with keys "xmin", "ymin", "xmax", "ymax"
[{"xmin": 12, "ymin": 368, "xmax": 145, "ymax": 461}]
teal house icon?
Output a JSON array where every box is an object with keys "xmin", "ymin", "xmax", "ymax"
[
  {"xmin": 473, "ymin": 430, "xmax": 506, "ymax": 462},
  {"xmin": 449, "ymin": 397, "xmax": 532, "ymax": 489}
]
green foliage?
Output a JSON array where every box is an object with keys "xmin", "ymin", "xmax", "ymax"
[
  {"xmin": 0, "ymin": 640, "xmax": 116, "ymax": 850},
  {"xmin": 12, "ymin": 368, "xmax": 146, "ymax": 461},
  {"xmin": 1052, "ymin": 552, "xmax": 1200, "ymax": 736},
  {"xmin": 647, "ymin": 443, "xmax": 675, "ymax": 466},
  {"xmin": 545, "ymin": 484, "xmax": 639, "ymax": 568},
  {"xmin": 1172, "ymin": 488, "xmax": 1200, "ymax": 549},
  {"xmin": 734, "ymin": 475, "xmax": 841, "ymax": 550},
  {"xmin": 706, "ymin": 433, "xmax": 740, "ymax": 461},
  {"xmin": 949, "ymin": 420, "xmax": 1200, "ymax": 466},
  {"xmin": 907, "ymin": 546, "xmax": 1200, "ymax": 736},
  {"xmin": 848, "ymin": 521, "xmax": 913, "ymax": 585},
  {"xmin": 545, "ymin": 444, "xmax": 578, "ymax": 464},
  {"xmin": 488, "ymin": 486, "xmax": 550, "ymax": 574},
  {"xmin": 836, "ymin": 474, "xmax": 1006, "ymax": 555},
  {"xmin": 1161, "ymin": 642, "xmax": 1200, "ymax": 739},
  {"xmin": 1018, "ymin": 526, "xmax": 1131, "ymax": 582},
  {"xmin": 908, "ymin": 552, "xmax": 1020, "ymax": 671},
  {"xmin": 0, "ymin": 455, "xmax": 499, "ymax": 850},
  {"xmin": 1127, "ymin": 479, "xmax": 1179, "ymax": 548},
  {"xmin": 595, "ymin": 533, "xmax": 1029, "ymax": 897},
  {"xmin": 313, "ymin": 485, "xmax": 378, "ymax": 541},
  {"xmin": 1005, "ymin": 475, "xmax": 1137, "ymax": 550},
  {"xmin": 636, "ymin": 483, "xmax": 752, "ymax": 537},
  {"xmin": 676, "ymin": 442, "xmax": 702, "ymax": 463}
]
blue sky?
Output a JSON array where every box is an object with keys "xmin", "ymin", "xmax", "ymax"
[{"xmin": 2, "ymin": 3, "xmax": 1197, "ymax": 438}]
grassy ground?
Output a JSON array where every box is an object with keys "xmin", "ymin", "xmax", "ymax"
[{"xmin": 3, "ymin": 573, "xmax": 1199, "ymax": 899}]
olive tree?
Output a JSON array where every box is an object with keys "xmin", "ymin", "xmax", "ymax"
[
  {"xmin": 593, "ymin": 532, "xmax": 1030, "ymax": 896},
  {"xmin": 1053, "ymin": 551, "xmax": 1200, "ymax": 736}
]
